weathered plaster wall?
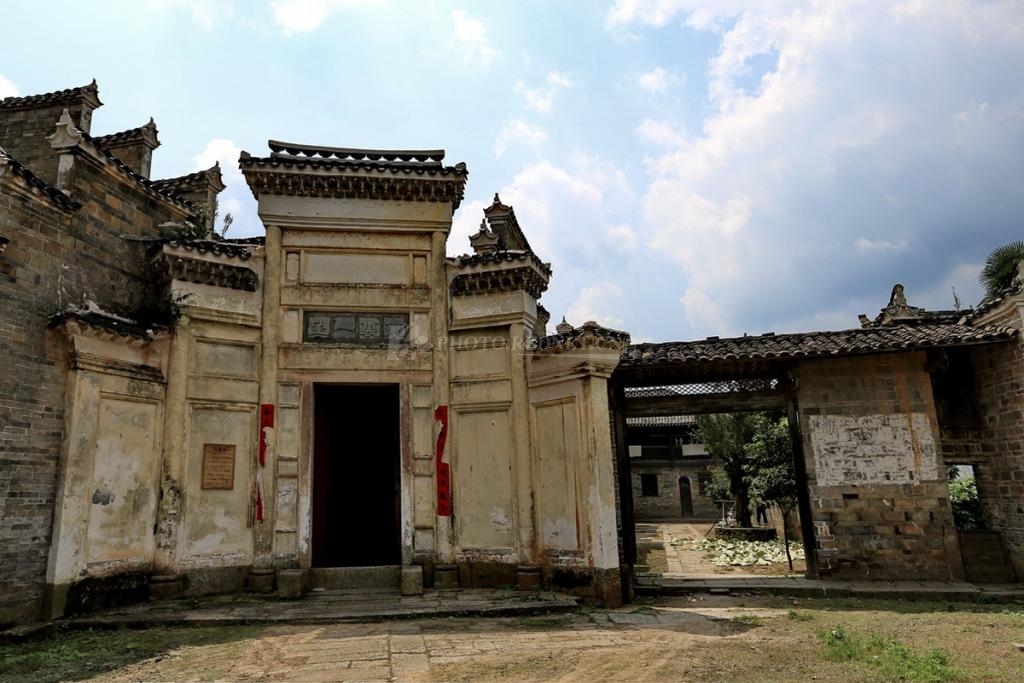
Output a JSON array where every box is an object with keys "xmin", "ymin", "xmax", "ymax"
[
  {"xmin": 46, "ymin": 330, "xmax": 167, "ymax": 617},
  {"xmin": 796, "ymin": 352, "xmax": 962, "ymax": 580}
]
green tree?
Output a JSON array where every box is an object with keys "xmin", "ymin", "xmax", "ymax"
[
  {"xmin": 980, "ymin": 241, "xmax": 1024, "ymax": 301},
  {"xmin": 696, "ymin": 413, "xmax": 757, "ymax": 527},
  {"xmin": 746, "ymin": 414, "xmax": 798, "ymax": 569}
]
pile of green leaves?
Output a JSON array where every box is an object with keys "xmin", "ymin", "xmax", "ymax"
[{"xmin": 679, "ymin": 537, "xmax": 805, "ymax": 567}]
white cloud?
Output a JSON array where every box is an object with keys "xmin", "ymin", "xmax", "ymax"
[
  {"xmin": 148, "ymin": 0, "xmax": 234, "ymax": 30},
  {"xmin": 547, "ymin": 71, "xmax": 571, "ymax": 88},
  {"xmin": 192, "ymin": 139, "xmax": 261, "ymax": 237},
  {"xmin": 606, "ymin": 224, "xmax": 638, "ymax": 252},
  {"xmin": 494, "ymin": 119, "xmax": 547, "ymax": 158},
  {"xmin": 637, "ymin": 66, "xmax": 682, "ymax": 93},
  {"xmin": 451, "ymin": 9, "xmax": 499, "ymax": 67},
  {"xmin": 0, "ymin": 73, "xmax": 19, "ymax": 99},
  {"xmin": 514, "ymin": 71, "xmax": 572, "ymax": 114},
  {"xmin": 567, "ymin": 283, "xmax": 626, "ymax": 329},
  {"xmin": 270, "ymin": 0, "xmax": 384, "ymax": 35},
  {"xmin": 611, "ymin": 1, "xmax": 1024, "ymax": 338},
  {"xmin": 636, "ymin": 118, "xmax": 686, "ymax": 147}
]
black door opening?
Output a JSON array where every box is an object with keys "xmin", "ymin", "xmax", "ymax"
[
  {"xmin": 312, "ymin": 384, "xmax": 401, "ymax": 567},
  {"xmin": 678, "ymin": 476, "xmax": 694, "ymax": 518}
]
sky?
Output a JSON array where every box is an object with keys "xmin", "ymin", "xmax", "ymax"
[{"xmin": 2, "ymin": 0, "xmax": 1022, "ymax": 343}]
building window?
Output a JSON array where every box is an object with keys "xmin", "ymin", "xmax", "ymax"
[{"xmin": 641, "ymin": 473, "xmax": 659, "ymax": 497}]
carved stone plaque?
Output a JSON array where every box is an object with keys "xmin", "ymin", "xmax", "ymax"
[
  {"xmin": 303, "ymin": 311, "xmax": 409, "ymax": 345},
  {"xmin": 201, "ymin": 443, "xmax": 236, "ymax": 490}
]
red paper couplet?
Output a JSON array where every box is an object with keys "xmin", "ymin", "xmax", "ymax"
[
  {"xmin": 258, "ymin": 403, "xmax": 275, "ymax": 467},
  {"xmin": 434, "ymin": 406, "xmax": 452, "ymax": 516}
]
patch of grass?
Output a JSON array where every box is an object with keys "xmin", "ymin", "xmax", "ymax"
[
  {"xmin": 821, "ymin": 625, "xmax": 960, "ymax": 682},
  {"xmin": 732, "ymin": 614, "xmax": 763, "ymax": 625},
  {"xmin": 787, "ymin": 609, "xmax": 812, "ymax": 621},
  {"xmin": 0, "ymin": 625, "xmax": 258, "ymax": 683}
]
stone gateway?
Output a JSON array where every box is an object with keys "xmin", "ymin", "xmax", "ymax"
[{"xmin": 2, "ymin": 82, "xmax": 1024, "ymax": 624}]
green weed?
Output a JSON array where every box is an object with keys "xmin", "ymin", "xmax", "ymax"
[{"xmin": 821, "ymin": 625, "xmax": 960, "ymax": 682}]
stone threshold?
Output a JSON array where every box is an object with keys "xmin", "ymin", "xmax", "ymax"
[
  {"xmin": 635, "ymin": 574, "xmax": 1024, "ymax": 602},
  {"xmin": 53, "ymin": 589, "xmax": 579, "ymax": 630}
]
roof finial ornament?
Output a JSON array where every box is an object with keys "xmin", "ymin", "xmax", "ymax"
[
  {"xmin": 48, "ymin": 108, "xmax": 83, "ymax": 150},
  {"xmin": 469, "ymin": 219, "xmax": 500, "ymax": 255},
  {"xmin": 555, "ymin": 317, "xmax": 573, "ymax": 334},
  {"xmin": 492, "ymin": 192, "xmax": 501, "ymax": 204}
]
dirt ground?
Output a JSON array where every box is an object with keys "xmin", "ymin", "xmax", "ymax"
[{"xmin": 5, "ymin": 595, "xmax": 1024, "ymax": 682}]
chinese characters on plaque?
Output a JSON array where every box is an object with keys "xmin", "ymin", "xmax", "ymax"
[
  {"xmin": 201, "ymin": 444, "xmax": 236, "ymax": 490},
  {"xmin": 304, "ymin": 312, "xmax": 409, "ymax": 345}
]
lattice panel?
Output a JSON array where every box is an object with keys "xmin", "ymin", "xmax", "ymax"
[{"xmin": 624, "ymin": 378, "xmax": 778, "ymax": 398}]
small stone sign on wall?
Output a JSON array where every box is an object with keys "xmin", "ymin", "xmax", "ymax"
[
  {"xmin": 304, "ymin": 311, "xmax": 409, "ymax": 345},
  {"xmin": 201, "ymin": 443, "xmax": 236, "ymax": 490}
]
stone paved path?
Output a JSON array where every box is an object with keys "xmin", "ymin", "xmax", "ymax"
[{"xmin": 99, "ymin": 603, "xmax": 748, "ymax": 682}]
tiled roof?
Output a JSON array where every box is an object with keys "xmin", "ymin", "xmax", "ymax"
[
  {"xmin": 0, "ymin": 80, "xmax": 101, "ymax": 110},
  {"xmin": 48, "ymin": 309, "xmax": 157, "ymax": 341},
  {"xmin": 152, "ymin": 165, "xmax": 225, "ymax": 194},
  {"xmin": 165, "ymin": 238, "xmax": 253, "ymax": 261},
  {"xmin": 77, "ymin": 129, "xmax": 194, "ymax": 212},
  {"xmin": 92, "ymin": 119, "xmax": 159, "ymax": 150},
  {"xmin": 536, "ymin": 321, "xmax": 631, "ymax": 351},
  {"xmin": 0, "ymin": 146, "xmax": 80, "ymax": 211},
  {"xmin": 620, "ymin": 323, "xmax": 1017, "ymax": 367},
  {"xmin": 452, "ymin": 249, "xmax": 552, "ymax": 276},
  {"xmin": 225, "ymin": 235, "xmax": 266, "ymax": 246},
  {"xmin": 240, "ymin": 142, "xmax": 468, "ymax": 207},
  {"xmin": 268, "ymin": 140, "xmax": 449, "ymax": 166}
]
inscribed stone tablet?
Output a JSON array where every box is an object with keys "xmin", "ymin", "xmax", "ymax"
[{"xmin": 202, "ymin": 443, "xmax": 236, "ymax": 490}]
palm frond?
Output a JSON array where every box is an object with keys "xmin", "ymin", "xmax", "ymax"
[{"xmin": 980, "ymin": 240, "xmax": 1024, "ymax": 300}]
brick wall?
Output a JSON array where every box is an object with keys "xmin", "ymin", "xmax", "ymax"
[
  {"xmin": 0, "ymin": 98, "xmax": 96, "ymax": 187},
  {"xmin": 0, "ymin": 184, "xmax": 77, "ymax": 624},
  {"xmin": 934, "ymin": 308, "xmax": 1024, "ymax": 577},
  {"xmin": 0, "ymin": 120, "xmax": 193, "ymax": 623},
  {"xmin": 796, "ymin": 352, "xmax": 962, "ymax": 581},
  {"xmin": 631, "ymin": 464, "xmax": 718, "ymax": 520}
]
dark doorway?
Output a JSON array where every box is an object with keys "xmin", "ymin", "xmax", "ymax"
[
  {"xmin": 312, "ymin": 384, "xmax": 401, "ymax": 567},
  {"xmin": 678, "ymin": 477, "xmax": 694, "ymax": 518}
]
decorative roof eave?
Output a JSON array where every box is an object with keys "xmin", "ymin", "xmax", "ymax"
[
  {"xmin": 92, "ymin": 118, "xmax": 160, "ymax": 152},
  {"xmin": 860, "ymin": 283, "xmax": 968, "ymax": 328},
  {"xmin": 155, "ymin": 243, "xmax": 259, "ymax": 291},
  {"xmin": 47, "ymin": 110, "xmax": 194, "ymax": 215},
  {"xmin": 450, "ymin": 249, "xmax": 553, "ymax": 277},
  {"xmin": 48, "ymin": 308, "xmax": 163, "ymax": 343},
  {"xmin": 268, "ymin": 140, "xmax": 448, "ymax": 165},
  {"xmin": 162, "ymin": 238, "xmax": 254, "ymax": 261},
  {"xmin": 0, "ymin": 79, "xmax": 102, "ymax": 111},
  {"xmin": 619, "ymin": 323, "xmax": 1018, "ymax": 369},
  {"xmin": 240, "ymin": 155, "xmax": 467, "ymax": 208},
  {"xmin": 535, "ymin": 321, "xmax": 631, "ymax": 354},
  {"xmin": 0, "ymin": 145, "xmax": 80, "ymax": 212},
  {"xmin": 153, "ymin": 163, "xmax": 226, "ymax": 194},
  {"xmin": 483, "ymin": 193, "xmax": 533, "ymax": 253},
  {"xmin": 450, "ymin": 261, "xmax": 550, "ymax": 299}
]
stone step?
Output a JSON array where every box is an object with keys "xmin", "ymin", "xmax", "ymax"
[{"xmin": 308, "ymin": 566, "xmax": 402, "ymax": 591}]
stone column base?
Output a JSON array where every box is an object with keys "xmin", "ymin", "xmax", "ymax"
[
  {"xmin": 401, "ymin": 565, "xmax": 424, "ymax": 595},
  {"xmin": 246, "ymin": 567, "xmax": 275, "ymax": 593}
]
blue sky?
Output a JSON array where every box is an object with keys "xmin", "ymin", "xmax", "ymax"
[{"xmin": 2, "ymin": 1, "xmax": 1022, "ymax": 342}]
